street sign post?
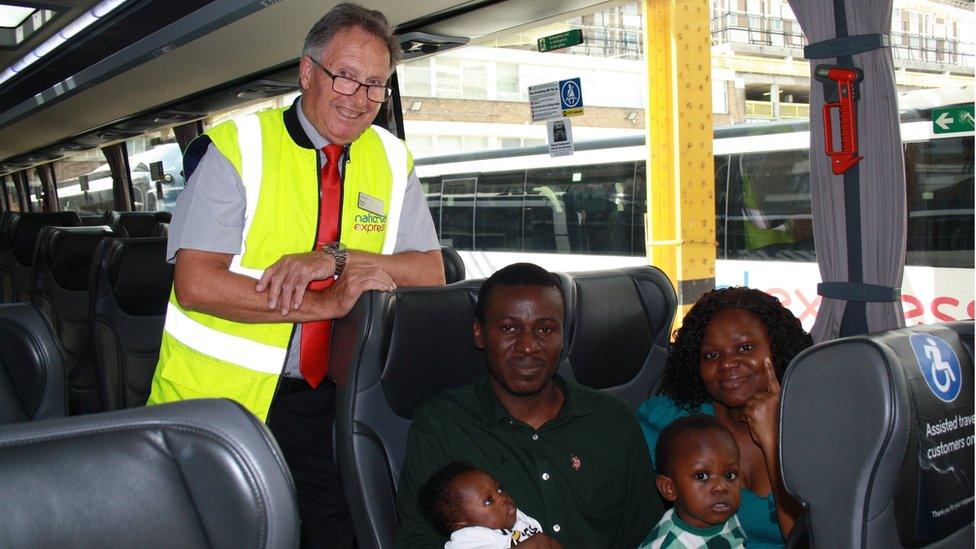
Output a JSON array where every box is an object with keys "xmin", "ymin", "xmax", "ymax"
[
  {"xmin": 537, "ymin": 29, "xmax": 583, "ymax": 53},
  {"xmin": 932, "ymin": 104, "xmax": 975, "ymax": 134}
]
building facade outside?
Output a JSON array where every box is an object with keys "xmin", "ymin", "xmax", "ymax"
[{"xmin": 397, "ymin": 0, "xmax": 975, "ymax": 157}]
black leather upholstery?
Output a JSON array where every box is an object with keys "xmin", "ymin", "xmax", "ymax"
[
  {"xmin": 91, "ymin": 237, "xmax": 172, "ymax": 410},
  {"xmin": 79, "ymin": 214, "xmax": 106, "ymax": 226},
  {"xmin": 440, "ymin": 244, "xmax": 465, "ymax": 283},
  {"xmin": 0, "ymin": 212, "xmax": 81, "ymax": 303},
  {"xmin": 105, "ymin": 211, "xmax": 171, "ymax": 237},
  {"xmin": 32, "ymin": 226, "xmax": 115, "ymax": 415},
  {"xmin": 0, "ymin": 211, "xmax": 19, "ymax": 302},
  {"xmin": 560, "ymin": 266, "xmax": 676, "ymax": 407},
  {"xmin": 0, "ymin": 303, "xmax": 66, "ymax": 424},
  {"xmin": 330, "ymin": 265, "xmax": 677, "ymax": 548},
  {"xmin": 0, "ymin": 398, "xmax": 299, "ymax": 548},
  {"xmin": 781, "ymin": 321, "xmax": 974, "ymax": 548}
]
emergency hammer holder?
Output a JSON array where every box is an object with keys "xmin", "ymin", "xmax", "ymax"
[{"xmin": 815, "ymin": 65, "xmax": 864, "ymax": 175}]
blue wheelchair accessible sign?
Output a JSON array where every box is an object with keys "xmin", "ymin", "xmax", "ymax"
[
  {"xmin": 559, "ymin": 78, "xmax": 583, "ymax": 116},
  {"xmin": 910, "ymin": 334, "xmax": 962, "ymax": 402}
]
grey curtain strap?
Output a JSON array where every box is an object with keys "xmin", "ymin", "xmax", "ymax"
[
  {"xmin": 817, "ymin": 282, "xmax": 901, "ymax": 302},
  {"xmin": 804, "ymin": 34, "xmax": 890, "ymax": 60}
]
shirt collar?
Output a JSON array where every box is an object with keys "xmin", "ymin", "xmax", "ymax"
[
  {"xmin": 283, "ymin": 96, "xmax": 324, "ymax": 150},
  {"xmin": 476, "ymin": 373, "xmax": 598, "ymax": 428}
]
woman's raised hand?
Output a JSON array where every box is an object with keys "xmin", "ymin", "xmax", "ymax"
[{"xmin": 742, "ymin": 357, "xmax": 781, "ymax": 453}]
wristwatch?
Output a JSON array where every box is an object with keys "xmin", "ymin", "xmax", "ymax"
[{"xmin": 322, "ymin": 241, "xmax": 348, "ymax": 277}]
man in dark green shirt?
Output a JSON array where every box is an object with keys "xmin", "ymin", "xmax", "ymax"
[{"xmin": 395, "ymin": 263, "xmax": 658, "ymax": 548}]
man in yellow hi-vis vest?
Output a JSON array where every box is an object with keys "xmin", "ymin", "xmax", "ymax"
[{"xmin": 148, "ymin": 3, "xmax": 445, "ymax": 546}]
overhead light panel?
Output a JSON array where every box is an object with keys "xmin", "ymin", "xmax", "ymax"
[
  {"xmin": 0, "ymin": 0, "xmax": 128, "ymax": 89},
  {"xmin": 0, "ymin": 5, "xmax": 35, "ymax": 27},
  {"xmin": 0, "ymin": 3, "xmax": 57, "ymax": 48}
]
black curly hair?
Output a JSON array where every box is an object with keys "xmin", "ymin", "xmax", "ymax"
[
  {"xmin": 418, "ymin": 461, "xmax": 480, "ymax": 537},
  {"xmin": 661, "ymin": 286, "xmax": 812, "ymax": 411},
  {"xmin": 656, "ymin": 415, "xmax": 737, "ymax": 477}
]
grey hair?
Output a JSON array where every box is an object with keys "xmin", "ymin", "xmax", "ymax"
[{"xmin": 302, "ymin": 2, "xmax": 401, "ymax": 71}]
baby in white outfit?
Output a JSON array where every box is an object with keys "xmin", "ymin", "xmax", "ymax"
[{"xmin": 418, "ymin": 461, "xmax": 562, "ymax": 548}]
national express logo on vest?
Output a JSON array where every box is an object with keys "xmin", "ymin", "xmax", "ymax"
[
  {"xmin": 353, "ymin": 212, "xmax": 387, "ymax": 234},
  {"xmin": 910, "ymin": 334, "xmax": 962, "ymax": 403}
]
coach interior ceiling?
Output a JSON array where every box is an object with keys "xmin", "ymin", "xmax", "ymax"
[{"xmin": 0, "ymin": 0, "xmax": 619, "ymax": 164}]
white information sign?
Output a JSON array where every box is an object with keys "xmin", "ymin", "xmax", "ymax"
[
  {"xmin": 547, "ymin": 118, "xmax": 574, "ymax": 157},
  {"xmin": 529, "ymin": 81, "xmax": 561, "ymax": 121}
]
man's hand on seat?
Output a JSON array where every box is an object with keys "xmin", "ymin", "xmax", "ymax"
[
  {"xmin": 256, "ymin": 251, "xmax": 336, "ymax": 315},
  {"xmin": 321, "ymin": 262, "xmax": 396, "ymax": 318}
]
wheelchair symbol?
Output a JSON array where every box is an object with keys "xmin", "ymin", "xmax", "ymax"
[
  {"xmin": 924, "ymin": 338, "xmax": 956, "ymax": 393},
  {"xmin": 910, "ymin": 334, "xmax": 962, "ymax": 402}
]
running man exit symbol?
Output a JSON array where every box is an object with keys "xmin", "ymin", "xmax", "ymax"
[{"xmin": 932, "ymin": 104, "xmax": 975, "ymax": 134}]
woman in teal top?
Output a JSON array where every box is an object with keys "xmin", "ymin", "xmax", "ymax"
[{"xmin": 637, "ymin": 287, "xmax": 813, "ymax": 548}]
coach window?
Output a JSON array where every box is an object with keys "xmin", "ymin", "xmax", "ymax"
[
  {"xmin": 53, "ymin": 149, "xmax": 112, "ymax": 214},
  {"xmin": 24, "ymin": 169, "xmax": 43, "ymax": 212},
  {"xmin": 123, "ymin": 130, "xmax": 183, "ymax": 213},
  {"xmin": 526, "ymin": 162, "xmax": 637, "ymax": 256},
  {"xmin": 726, "ymin": 150, "xmax": 814, "ymax": 261},
  {"xmin": 904, "ymin": 136, "xmax": 974, "ymax": 269},
  {"xmin": 439, "ymin": 177, "xmax": 475, "ymax": 250},
  {"xmin": 1, "ymin": 175, "xmax": 18, "ymax": 212},
  {"xmin": 474, "ymin": 171, "xmax": 525, "ymax": 252}
]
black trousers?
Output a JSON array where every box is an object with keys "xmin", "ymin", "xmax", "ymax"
[{"xmin": 267, "ymin": 377, "xmax": 354, "ymax": 548}]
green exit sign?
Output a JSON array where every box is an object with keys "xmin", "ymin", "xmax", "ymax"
[
  {"xmin": 932, "ymin": 104, "xmax": 975, "ymax": 134},
  {"xmin": 537, "ymin": 29, "xmax": 583, "ymax": 53}
]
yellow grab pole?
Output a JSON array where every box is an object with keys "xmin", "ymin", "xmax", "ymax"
[{"xmin": 644, "ymin": 0, "xmax": 716, "ymax": 325}]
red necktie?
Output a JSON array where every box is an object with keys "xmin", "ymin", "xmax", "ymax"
[{"xmin": 299, "ymin": 144, "xmax": 343, "ymax": 388}]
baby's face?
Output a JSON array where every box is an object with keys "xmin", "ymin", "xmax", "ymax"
[
  {"xmin": 453, "ymin": 470, "xmax": 517, "ymax": 531},
  {"xmin": 667, "ymin": 429, "xmax": 741, "ymax": 528}
]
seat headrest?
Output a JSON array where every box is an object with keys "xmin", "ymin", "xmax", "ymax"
[
  {"xmin": 102, "ymin": 237, "xmax": 172, "ymax": 316},
  {"xmin": 106, "ymin": 211, "xmax": 167, "ymax": 238},
  {"xmin": 378, "ymin": 281, "xmax": 486, "ymax": 418},
  {"xmin": 0, "ymin": 399, "xmax": 299, "ymax": 547},
  {"xmin": 9, "ymin": 212, "xmax": 81, "ymax": 265},
  {"xmin": 564, "ymin": 268, "xmax": 664, "ymax": 388},
  {"xmin": 781, "ymin": 321, "xmax": 974, "ymax": 548},
  {"xmin": 37, "ymin": 226, "xmax": 114, "ymax": 291},
  {"xmin": 0, "ymin": 303, "xmax": 65, "ymax": 423},
  {"xmin": 440, "ymin": 245, "xmax": 465, "ymax": 284}
]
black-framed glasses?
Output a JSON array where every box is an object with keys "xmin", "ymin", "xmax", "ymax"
[{"xmin": 307, "ymin": 57, "xmax": 393, "ymax": 103}]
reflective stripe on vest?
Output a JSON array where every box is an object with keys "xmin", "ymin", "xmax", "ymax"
[
  {"xmin": 230, "ymin": 114, "xmax": 265, "ymax": 279},
  {"xmin": 163, "ymin": 302, "xmax": 284, "ymax": 374},
  {"xmin": 376, "ymin": 127, "xmax": 407, "ymax": 254}
]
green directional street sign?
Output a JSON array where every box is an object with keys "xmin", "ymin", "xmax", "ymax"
[
  {"xmin": 537, "ymin": 29, "xmax": 583, "ymax": 53},
  {"xmin": 932, "ymin": 104, "xmax": 975, "ymax": 134}
]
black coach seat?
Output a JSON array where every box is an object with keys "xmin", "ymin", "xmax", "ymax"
[
  {"xmin": 32, "ymin": 225, "xmax": 115, "ymax": 415},
  {"xmin": 0, "ymin": 211, "xmax": 19, "ymax": 302},
  {"xmin": 780, "ymin": 321, "xmax": 974, "ymax": 548},
  {"xmin": 105, "ymin": 210, "xmax": 170, "ymax": 237},
  {"xmin": 0, "ymin": 303, "xmax": 65, "ymax": 424},
  {"xmin": 440, "ymin": 244, "xmax": 465, "ymax": 283},
  {"xmin": 558, "ymin": 266, "xmax": 677, "ymax": 407},
  {"xmin": 91, "ymin": 237, "xmax": 172, "ymax": 410},
  {"xmin": 79, "ymin": 213, "xmax": 106, "ymax": 226},
  {"xmin": 330, "ymin": 265, "xmax": 677, "ymax": 548},
  {"xmin": 0, "ymin": 211, "xmax": 81, "ymax": 303},
  {"xmin": 0, "ymin": 399, "xmax": 299, "ymax": 548}
]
